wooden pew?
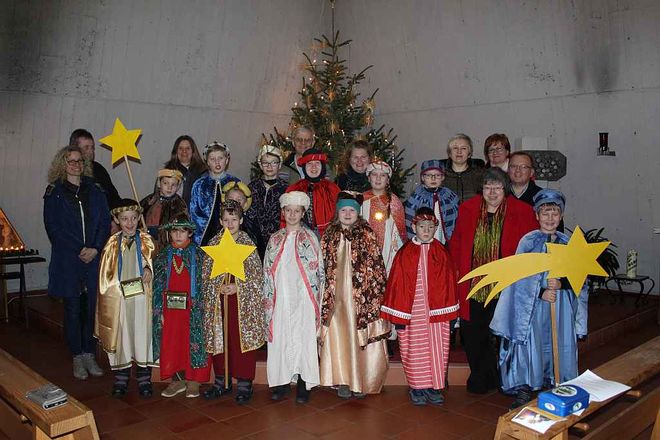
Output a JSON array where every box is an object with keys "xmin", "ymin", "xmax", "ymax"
[
  {"xmin": 0, "ymin": 348, "xmax": 99, "ymax": 440},
  {"xmin": 494, "ymin": 335, "xmax": 660, "ymax": 440}
]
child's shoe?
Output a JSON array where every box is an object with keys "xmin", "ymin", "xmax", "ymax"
[
  {"xmin": 81, "ymin": 353, "xmax": 104, "ymax": 377},
  {"xmin": 408, "ymin": 388, "xmax": 427, "ymax": 406},
  {"xmin": 235, "ymin": 380, "xmax": 253, "ymax": 405},
  {"xmin": 510, "ymin": 386, "xmax": 533, "ymax": 409},
  {"xmin": 337, "ymin": 385, "xmax": 352, "ymax": 399},
  {"xmin": 139, "ymin": 382, "xmax": 153, "ymax": 398},
  {"xmin": 423, "ymin": 388, "xmax": 444, "ymax": 405},
  {"xmin": 186, "ymin": 381, "xmax": 200, "ymax": 398},
  {"xmin": 162, "ymin": 380, "xmax": 187, "ymax": 398},
  {"xmin": 73, "ymin": 355, "xmax": 88, "ymax": 380},
  {"xmin": 271, "ymin": 385, "xmax": 290, "ymax": 401},
  {"xmin": 296, "ymin": 376, "xmax": 310, "ymax": 404}
]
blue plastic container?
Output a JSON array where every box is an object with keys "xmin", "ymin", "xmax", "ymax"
[{"xmin": 537, "ymin": 385, "xmax": 590, "ymax": 417}]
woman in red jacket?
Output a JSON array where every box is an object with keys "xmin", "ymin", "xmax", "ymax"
[{"xmin": 448, "ymin": 168, "xmax": 537, "ymax": 394}]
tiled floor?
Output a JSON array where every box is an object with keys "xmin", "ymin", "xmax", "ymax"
[{"xmin": 0, "ymin": 305, "xmax": 658, "ymax": 439}]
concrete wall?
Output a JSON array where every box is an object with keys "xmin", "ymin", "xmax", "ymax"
[
  {"xmin": 337, "ymin": 0, "xmax": 660, "ymax": 284},
  {"xmin": 2, "ymin": 0, "xmax": 658, "ymax": 290},
  {"xmin": 0, "ymin": 0, "xmax": 331, "ymax": 290}
]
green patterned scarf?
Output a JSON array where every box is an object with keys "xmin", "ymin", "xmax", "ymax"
[{"xmin": 470, "ymin": 197, "xmax": 507, "ymax": 302}]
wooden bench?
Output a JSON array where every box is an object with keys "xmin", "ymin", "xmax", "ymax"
[
  {"xmin": 494, "ymin": 335, "xmax": 660, "ymax": 440},
  {"xmin": 0, "ymin": 348, "xmax": 99, "ymax": 440}
]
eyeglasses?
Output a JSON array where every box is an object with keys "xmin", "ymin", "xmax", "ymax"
[
  {"xmin": 294, "ymin": 137, "xmax": 314, "ymax": 144},
  {"xmin": 66, "ymin": 159, "xmax": 84, "ymax": 165},
  {"xmin": 483, "ymin": 185, "xmax": 504, "ymax": 193},
  {"xmin": 488, "ymin": 146, "xmax": 506, "ymax": 154},
  {"xmin": 421, "ymin": 173, "xmax": 443, "ymax": 180},
  {"xmin": 260, "ymin": 160, "xmax": 280, "ymax": 167},
  {"xmin": 509, "ymin": 164, "xmax": 532, "ymax": 171}
]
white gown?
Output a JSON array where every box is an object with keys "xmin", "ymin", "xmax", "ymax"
[{"xmin": 267, "ymin": 233, "xmax": 320, "ymax": 389}]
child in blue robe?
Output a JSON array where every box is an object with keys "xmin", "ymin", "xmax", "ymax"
[{"xmin": 490, "ymin": 189, "xmax": 588, "ymax": 408}]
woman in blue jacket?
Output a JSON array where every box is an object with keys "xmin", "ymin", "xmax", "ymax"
[{"xmin": 44, "ymin": 145, "xmax": 111, "ymax": 380}]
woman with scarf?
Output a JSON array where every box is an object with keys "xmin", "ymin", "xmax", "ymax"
[
  {"xmin": 319, "ymin": 191, "xmax": 391, "ymax": 399},
  {"xmin": 448, "ymin": 168, "xmax": 537, "ymax": 394}
]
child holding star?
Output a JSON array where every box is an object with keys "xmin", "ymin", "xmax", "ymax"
[
  {"xmin": 381, "ymin": 206, "xmax": 459, "ymax": 406},
  {"xmin": 201, "ymin": 200, "xmax": 265, "ymax": 404},
  {"xmin": 95, "ymin": 199, "xmax": 157, "ymax": 398},
  {"xmin": 152, "ymin": 215, "xmax": 210, "ymax": 399},
  {"xmin": 140, "ymin": 168, "xmax": 188, "ymax": 251},
  {"xmin": 490, "ymin": 189, "xmax": 588, "ymax": 408}
]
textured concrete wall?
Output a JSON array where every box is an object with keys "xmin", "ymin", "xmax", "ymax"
[
  {"xmin": 336, "ymin": 0, "xmax": 660, "ymax": 283},
  {"xmin": 2, "ymin": 0, "xmax": 659, "ymax": 290},
  {"xmin": 0, "ymin": 0, "xmax": 331, "ymax": 290}
]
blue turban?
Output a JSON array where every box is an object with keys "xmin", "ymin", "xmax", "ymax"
[{"xmin": 533, "ymin": 189, "xmax": 566, "ymax": 213}]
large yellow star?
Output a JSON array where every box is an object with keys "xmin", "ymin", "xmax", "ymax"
[
  {"xmin": 201, "ymin": 229, "xmax": 256, "ymax": 280},
  {"xmin": 546, "ymin": 226, "xmax": 609, "ymax": 293},
  {"xmin": 99, "ymin": 118, "xmax": 142, "ymax": 165},
  {"xmin": 461, "ymin": 226, "xmax": 611, "ymax": 305}
]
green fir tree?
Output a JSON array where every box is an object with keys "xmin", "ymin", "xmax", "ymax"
[{"xmin": 253, "ymin": 32, "xmax": 414, "ymax": 196}]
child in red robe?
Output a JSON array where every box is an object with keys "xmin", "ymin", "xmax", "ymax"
[
  {"xmin": 381, "ymin": 207, "xmax": 460, "ymax": 405},
  {"xmin": 152, "ymin": 216, "xmax": 210, "ymax": 398}
]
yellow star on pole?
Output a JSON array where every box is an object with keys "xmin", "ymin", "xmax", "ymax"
[
  {"xmin": 546, "ymin": 226, "xmax": 609, "ymax": 293},
  {"xmin": 461, "ymin": 226, "xmax": 610, "ymax": 305},
  {"xmin": 201, "ymin": 229, "xmax": 256, "ymax": 280},
  {"xmin": 99, "ymin": 118, "xmax": 142, "ymax": 165}
]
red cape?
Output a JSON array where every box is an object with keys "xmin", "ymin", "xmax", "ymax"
[
  {"xmin": 381, "ymin": 239, "xmax": 459, "ymax": 325},
  {"xmin": 448, "ymin": 195, "xmax": 538, "ymax": 320},
  {"xmin": 285, "ymin": 179, "xmax": 340, "ymax": 237}
]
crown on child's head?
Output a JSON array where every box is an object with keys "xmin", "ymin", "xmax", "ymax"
[{"xmin": 111, "ymin": 199, "xmax": 143, "ymax": 216}]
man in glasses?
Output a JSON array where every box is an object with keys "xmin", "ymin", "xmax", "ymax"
[
  {"xmin": 508, "ymin": 152, "xmax": 541, "ymax": 205},
  {"xmin": 282, "ymin": 126, "xmax": 315, "ymax": 185},
  {"xmin": 509, "ymin": 152, "xmax": 563, "ymax": 231}
]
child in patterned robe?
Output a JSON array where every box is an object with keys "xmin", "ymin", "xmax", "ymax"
[
  {"xmin": 381, "ymin": 207, "xmax": 460, "ymax": 405},
  {"xmin": 201, "ymin": 200, "xmax": 265, "ymax": 404},
  {"xmin": 152, "ymin": 216, "xmax": 210, "ymax": 398}
]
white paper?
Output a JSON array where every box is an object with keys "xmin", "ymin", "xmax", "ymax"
[
  {"xmin": 512, "ymin": 407, "xmax": 564, "ymax": 434},
  {"xmin": 561, "ymin": 370, "xmax": 630, "ymax": 402}
]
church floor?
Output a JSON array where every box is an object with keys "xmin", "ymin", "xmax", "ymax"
[{"xmin": 0, "ymin": 316, "xmax": 658, "ymax": 439}]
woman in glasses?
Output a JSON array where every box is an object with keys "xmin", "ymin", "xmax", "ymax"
[
  {"xmin": 43, "ymin": 145, "xmax": 111, "ymax": 381},
  {"xmin": 448, "ymin": 168, "xmax": 537, "ymax": 394},
  {"xmin": 484, "ymin": 133, "xmax": 511, "ymax": 171}
]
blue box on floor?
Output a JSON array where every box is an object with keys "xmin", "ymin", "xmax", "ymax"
[{"xmin": 538, "ymin": 385, "xmax": 590, "ymax": 417}]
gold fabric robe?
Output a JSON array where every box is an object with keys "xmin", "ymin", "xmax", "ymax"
[
  {"xmin": 202, "ymin": 230, "xmax": 266, "ymax": 354},
  {"xmin": 94, "ymin": 231, "xmax": 156, "ymax": 353}
]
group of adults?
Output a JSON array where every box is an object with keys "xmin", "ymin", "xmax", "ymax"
[{"xmin": 44, "ymin": 125, "xmax": 552, "ymax": 396}]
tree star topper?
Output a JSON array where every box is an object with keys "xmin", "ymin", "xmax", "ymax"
[
  {"xmin": 201, "ymin": 229, "xmax": 256, "ymax": 280},
  {"xmin": 99, "ymin": 118, "xmax": 142, "ymax": 165},
  {"xmin": 460, "ymin": 226, "xmax": 610, "ymax": 305}
]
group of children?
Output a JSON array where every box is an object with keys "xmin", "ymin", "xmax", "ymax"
[{"xmin": 90, "ymin": 138, "xmax": 585, "ymax": 409}]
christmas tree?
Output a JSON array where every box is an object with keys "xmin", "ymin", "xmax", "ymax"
[{"xmin": 253, "ymin": 32, "xmax": 414, "ymax": 196}]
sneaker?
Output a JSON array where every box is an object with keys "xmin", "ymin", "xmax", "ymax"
[
  {"xmin": 337, "ymin": 385, "xmax": 351, "ymax": 399},
  {"xmin": 511, "ymin": 387, "xmax": 533, "ymax": 409},
  {"xmin": 422, "ymin": 388, "xmax": 444, "ymax": 405},
  {"xmin": 73, "ymin": 355, "xmax": 88, "ymax": 380},
  {"xmin": 186, "ymin": 381, "xmax": 200, "ymax": 398},
  {"xmin": 161, "ymin": 380, "xmax": 187, "ymax": 398},
  {"xmin": 408, "ymin": 388, "xmax": 427, "ymax": 406},
  {"xmin": 270, "ymin": 385, "xmax": 290, "ymax": 401},
  {"xmin": 81, "ymin": 353, "xmax": 104, "ymax": 377}
]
